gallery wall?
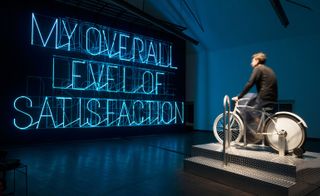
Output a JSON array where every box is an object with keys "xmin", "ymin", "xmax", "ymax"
[
  {"xmin": 188, "ymin": 34, "xmax": 320, "ymax": 138},
  {"xmin": 141, "ymin": 0, "xmax": 320, "ymax": 138}
]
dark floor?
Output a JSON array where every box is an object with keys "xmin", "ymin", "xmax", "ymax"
[{"xmin": 1, "ymin": 131, "xmax": 320, "ymax": 196}]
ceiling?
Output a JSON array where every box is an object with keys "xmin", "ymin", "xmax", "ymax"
[
  {"xmin": 131, "ymin": 0, "xmax": 320, "ymax": 50},
  {"xmin": 55, "ymin": 0, "xmax": 320, "ymax": 51},
  {"xmin": 55, "ymin": 0, "xmax": 197, "ymax": 44}
]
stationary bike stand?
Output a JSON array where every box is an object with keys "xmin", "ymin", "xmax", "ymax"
[{"xmin": 242, "ymin": 107, "xmax": 287, "ymax": 156}]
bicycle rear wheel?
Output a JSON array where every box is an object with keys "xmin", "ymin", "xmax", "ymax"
[
  {"xmin": 265, "ymin": 114, "xmax": 306, "ymax": 153},
  {"xmin": 213, "ymin": 113, "xmax": 244, "ymax": 144}
]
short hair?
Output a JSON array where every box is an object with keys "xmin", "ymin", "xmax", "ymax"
[{"xmin": 252, "ymin": 52, "xmax": 267, "ymax": 64}]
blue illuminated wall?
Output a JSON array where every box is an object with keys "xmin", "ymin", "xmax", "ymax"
[
  {"xmin": 141, "ymin": 0, "xmax": 320, "ymax": 139},
  {"xmin": 0, "ymin": 1, "xmax": 185, "ymax": 143},
  {"xmin": 190, "ymin": 36, "xmax": 320, "ymax": 139}
]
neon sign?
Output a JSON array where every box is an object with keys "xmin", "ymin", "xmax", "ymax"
[
  {"xmin": 52, "ymin": 55, "xmax": 174, "ymax": 95},
  {"xmin": 13, "ymin": 13, "xmax": 184, "ymax": 130},
  {"xmin": 31, "ymin": 13, "xmax": 175, "ymax": 68},
  {"xmin": 13, "ymin": 96, "xmax": 183, "ymax": 129}
]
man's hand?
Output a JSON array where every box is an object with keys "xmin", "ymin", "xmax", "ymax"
[{"xmin": 232, "ymin": 96, "xmax": 239, "ymax": 102}]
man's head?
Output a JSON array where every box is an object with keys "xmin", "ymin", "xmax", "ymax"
[{"xmin": 251, "ymin": 52, "xmax": 267, "ymax": 67}]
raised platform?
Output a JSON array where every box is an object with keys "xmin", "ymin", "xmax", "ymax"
[{"xmin": 184, "ymin": 143, "xmax": 320, "ymax": 195}]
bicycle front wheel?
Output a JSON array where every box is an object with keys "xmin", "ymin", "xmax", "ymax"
[
  {"xmin": 265, "ymin": 114, "xmax": 306, "ymax": 153},
  {"xmin": 213, "ymin": 113, "xmax": 244, "ymax": 144}
]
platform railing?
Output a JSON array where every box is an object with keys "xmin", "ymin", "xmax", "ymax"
[{"xmin": 223, "ymin": 95, "xmax": 231, "ymax": 166}]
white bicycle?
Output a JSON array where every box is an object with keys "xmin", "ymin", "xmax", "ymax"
[{"xmin": 213, "ymin": 97, "xmax": 307, "ymax": 153}]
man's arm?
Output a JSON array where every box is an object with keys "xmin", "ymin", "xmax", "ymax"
[{"xmin": 238, "ymin": 68, "xmax": 259, "ymax": 99}]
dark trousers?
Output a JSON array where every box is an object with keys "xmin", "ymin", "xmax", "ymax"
[{"xmin": 243, "ymin": 96, "xmax": 276, "ymax": 143}]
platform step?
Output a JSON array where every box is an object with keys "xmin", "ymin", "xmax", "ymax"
[
  {"xmin": 184, "ymin": 156, "xmax": 296, "ymax": 195},
  {"xmin": 191, "ymin": 143, "xmax": 297, "ymax": 178}
]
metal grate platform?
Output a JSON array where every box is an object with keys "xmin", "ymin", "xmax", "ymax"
[
  {"xmin": 185, "ymin": 156, "xmax": 294, "ymax": 195},
  {"xmin": 184, "ymin": 143, "xmax": 320, "ymax": 195}
]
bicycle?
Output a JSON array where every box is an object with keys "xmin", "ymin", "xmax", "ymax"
[{"xmin": 212, "ymin": 96, "xmax": 307, "ymax": 153}]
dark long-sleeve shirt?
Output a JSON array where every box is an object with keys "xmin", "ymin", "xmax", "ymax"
[{"xmin": 238, "ymin": 64, "xmax": 278, "ymax": 102}]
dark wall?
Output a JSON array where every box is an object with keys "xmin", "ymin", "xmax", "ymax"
[{"xmin": 0, "ymin": 0, "xmax": 186, "ymax": 144}]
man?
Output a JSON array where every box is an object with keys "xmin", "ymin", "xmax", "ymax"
[
  {"xmin": 232, "ymin": 52, "xmax": 278, "ymax": 143},
  {"xmin": 232, "ymin": 52, "xmax": 278, "ymax": 110}
]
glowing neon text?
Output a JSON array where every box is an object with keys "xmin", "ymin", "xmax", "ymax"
[
  {"xmin": 12, "ymin": 13, "xmax": 183, "ymax": 130},
  {"xmin": 14, "ymin": 96, "xmax": 184, "ymax": 129},
  {"xmin": 31, "ymin": 13, "xmax": 176, "ymax": 69},
  {"xmin": 53, "ymin": 55, "xmax": 173, "ymax": 95}
]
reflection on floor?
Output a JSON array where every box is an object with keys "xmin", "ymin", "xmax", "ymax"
[{"xmin": 1, "ymin": 131, "xmax": 320, "ymax": 196}]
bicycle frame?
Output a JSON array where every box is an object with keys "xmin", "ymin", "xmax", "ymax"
[
  {"xmin": 234, "ymin": 98, "xmax": 308, "ymax": 139},
  {"xmin": 233, "ymin": 98, "xmax": 281, "ymax": 145},
  {"xmin": 213, "ymin": 96, "xmax": 308, "ymax": 153}
]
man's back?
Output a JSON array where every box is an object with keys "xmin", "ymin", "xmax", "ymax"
[{"xmin": 255, "ymin": 64, "xmax": 278, "ymax": 102}]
